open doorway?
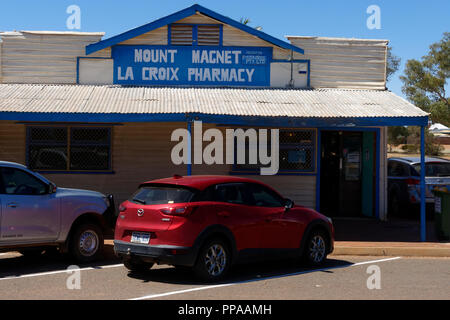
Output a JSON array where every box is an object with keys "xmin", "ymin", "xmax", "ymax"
[{"xmin": 320, "ymin": 130, "xmax": 376, "ymax": 218}]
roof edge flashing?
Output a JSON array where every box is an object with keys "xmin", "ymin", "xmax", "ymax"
[{"xmin": 85, "ymin": 4, "xmax": 304, "ymax": 55}]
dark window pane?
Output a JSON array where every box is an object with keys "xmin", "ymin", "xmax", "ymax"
[
  {"xmin": 29, "ymin": 127, "xmax": 67, "ymax": 143},
  {"xmin": 234, "ymin": 129, "xmax": 315, "ymax": 173},
  {"xmin": 28, "ymin": 146, "xmax": 68, "ymax": 170},
  {"xmin": 413, "ymin": 163, "xmax": 450, "ymax": 177},
  {"xmin": 249, "ymin": 184, "xmax": 284, "ymax": 207},
  {"xmin": 1, "ymin": 167, "xmax": 47, "ymax": 195},
  {"xmin": 279, "ymin": 147, "xmax": 313, "ymax": 171},
  {"xmin": 71, "ymin": 128, "xmax": 109, "ymax": 144},
  {"xmin": 70, "ymin": 146, "xmax": 110, "ymax": 170},
  {"xmin": 214, "ymin": 185, "xmax": 246, "ymax": 205},
  {"xmin": 27, "ymin": 126, "xmax": 111, "ymax": 172},
  {"xmin": 130, "ymin": 185, "xmax": 196, "ymax": 205}
]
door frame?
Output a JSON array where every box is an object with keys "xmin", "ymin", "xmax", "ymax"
[{"xmin": 316, "ymin": 127, "xmax": 380, "ymax": 219}]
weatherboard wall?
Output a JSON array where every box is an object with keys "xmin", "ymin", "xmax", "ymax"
[
  {"xmin": 0, "ymin": 31, "xmax": 106, "ymax": 84},
  {"xmin": 288, "ymin": 36, "xmax": 388, "ymax": 89}
]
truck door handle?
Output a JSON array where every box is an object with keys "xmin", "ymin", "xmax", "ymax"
[{"xmin": 7, "ymin": 203, "xmax": 18, "ymax": 208}]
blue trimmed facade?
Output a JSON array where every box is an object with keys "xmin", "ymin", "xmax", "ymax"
[{"xmin": 0, "ymin": 5, "xmax": 429, "ymax": 226}]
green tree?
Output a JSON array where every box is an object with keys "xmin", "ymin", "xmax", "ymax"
[
  {"xmin": 239, "ymin": 17, "xmax": 262, "ymax": 31},
  {"xmin": 406, "ymin": 127, "xmax": 443, "ymax": 156},
  {"xmin": 400, "ymin": 32, "xmax": 450, "ymax": 126},
  {"xmin": 387, "ymin": 125, "xmax": 408, "ymax": 152},
  {"xmin": 386, "ymin": 46, "xmax": 403, "ymax": 149},
  {"xmin": 386, "ymin": 46, "xmax": 401, "ymax": 83}
]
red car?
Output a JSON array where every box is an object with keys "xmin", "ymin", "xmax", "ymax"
[{"xmin": 114, "ymin": 175, "xmax": 334, "ymax": 281}]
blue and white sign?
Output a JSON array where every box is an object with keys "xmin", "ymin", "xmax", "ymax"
[{"xmin": 112, "ymin": 45, "xmax": 272, "ymax": 86}]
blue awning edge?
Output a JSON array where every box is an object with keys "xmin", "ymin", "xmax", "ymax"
[
  {"xmin": 1, "ymin": 112, "xmax": 429, "ymax": 127},
  {"xmin": 85, "ymin": 4, "xmax": 305, "ymax": 55}
]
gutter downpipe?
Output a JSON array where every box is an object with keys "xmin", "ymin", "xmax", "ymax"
[{"xmin": 420, "ymin": 125, "xmax": 426, "ymax": 241}]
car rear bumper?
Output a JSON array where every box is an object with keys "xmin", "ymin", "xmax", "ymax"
[{"xmin": 114, "ymin": 240, "xmax": 197, "ymax": 267}]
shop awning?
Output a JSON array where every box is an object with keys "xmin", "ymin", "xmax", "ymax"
[{"xmin": 0, "ymin": 84, "xmax": 428, "ymax": 127}]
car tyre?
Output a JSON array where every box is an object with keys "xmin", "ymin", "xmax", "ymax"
[
  {"xmin": 70, "ymin": 223, "xmax": 104, "ymax": 263},
  {"xmin": 193, "ymin": 239, "xmax": 230, "ymax": 282},
  {"xmin": 303, "ymin": 229, "xmax": 328, "ymax": 266}
]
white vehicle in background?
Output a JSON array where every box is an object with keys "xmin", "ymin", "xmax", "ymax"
[{"xmin": 0, "ymin": 161, "xmax": 116, "ymax": 262}]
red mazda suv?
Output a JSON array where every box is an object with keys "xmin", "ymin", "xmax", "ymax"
[{"xmin": 114, "ymin": 175, "xmax": 334, "ymax": 281}]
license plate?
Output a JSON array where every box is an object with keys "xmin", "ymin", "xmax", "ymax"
[{"xmin": 131, "ymin": 232, "xmax": 150, "ymax": 244}]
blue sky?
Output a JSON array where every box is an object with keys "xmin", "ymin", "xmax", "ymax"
[{"xmin": 0, "ymin": 0, "xmax": 448, "ymax": 97}]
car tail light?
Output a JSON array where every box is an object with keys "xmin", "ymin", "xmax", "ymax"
[
  {"xmin": 160, "ymin": 205, "xmax": 197, "ymax": 216},
  {"xmin": 406, "ymin": 178, "xmax": 420, "ymax": 186}
]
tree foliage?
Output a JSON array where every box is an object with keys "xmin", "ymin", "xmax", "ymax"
[
  {"xmin": 400, "ymin": 32, "xmax": 450, "ymax": 126},
  {"xmin": 386, "ymin": 46, "xmax": 401, "ymax": 82}
]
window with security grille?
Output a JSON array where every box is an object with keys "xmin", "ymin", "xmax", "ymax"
[
  {"xmin": 27, "ymin": 126, "xmax": 112, "ymax": 172},
  {"xmin": 233, "ymin": 129, "xmax": 316, "ymax": 173},
  {"xmin": 170, "ymin": 24, "xmax": 222, "ymax": 46}
]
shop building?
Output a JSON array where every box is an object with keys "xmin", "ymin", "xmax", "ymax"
[{"xmin": 0, "ymin": 5, "xmax": 428, "ymax": 224}]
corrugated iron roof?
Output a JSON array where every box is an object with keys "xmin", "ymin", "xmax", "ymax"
[{"xmin": 0, "ymin": 84, "xmax": 427, "ymax": 119}]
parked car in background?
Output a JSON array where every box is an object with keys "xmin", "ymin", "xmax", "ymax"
[
  {"xmin": 114, "ymin": 175, "xmax": 334, "ymax": 282},
  {"xmin": 387, "ymin": 157, "xmax": 450, "ymax": 217},
  {"xmin": 0, "ymin": 161, "xmax": 116, "ymax": 262}
]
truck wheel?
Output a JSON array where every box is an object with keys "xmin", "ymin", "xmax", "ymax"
[
  {"xmin": 70, "ymin": 223, "xmax": 104, "ymax": 263},
  {"xmin": 193, "ymin": 239, "xmax": 230, "ymax": 282}
]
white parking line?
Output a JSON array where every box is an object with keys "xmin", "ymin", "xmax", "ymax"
[
  {"xmin": 0, "ymin": 263, "xmax": 124, "ymax": 281},
  {"xmin": 130, "ymin": 256, "xmax": 401, "ymax": 300}
]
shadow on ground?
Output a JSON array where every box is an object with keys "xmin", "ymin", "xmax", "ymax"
[
  {"xmin": 126, "ymin": 257, "xmax": 354, "ymax": 286},
  {"xmin": 0, "ymin": 243, "xmax": 120, "ymax": 279}
]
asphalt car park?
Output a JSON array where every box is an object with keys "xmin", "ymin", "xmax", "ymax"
[{"xmin": 0, "ymin": 249, "xmax": 448, "ymax": 300}]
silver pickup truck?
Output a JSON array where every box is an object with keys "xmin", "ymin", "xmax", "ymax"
[{"xmin": 0, "ymin": 161, "xmax": 116, "ymax": 262}]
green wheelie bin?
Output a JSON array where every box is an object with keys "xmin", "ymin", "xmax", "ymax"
[{"xmin": 432, "ymin": 189, "xmax": 450, "ymax": 240}]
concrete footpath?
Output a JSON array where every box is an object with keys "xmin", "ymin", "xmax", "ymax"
[
  {"xmin": 105, "ymin": 239, "xmax": 450, "ymax": 258},
  {"xmin": 332, "ymin": 241, "xmax": 450, "ymax": 257}
]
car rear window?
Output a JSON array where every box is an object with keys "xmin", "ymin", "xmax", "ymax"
[
  {"xmin": 129, "ymin": 184, "xmax": 198, "ymax": 205},
  {"xmin": 412, "ymin": 163, "xmax": 450, "ymax": 177}
]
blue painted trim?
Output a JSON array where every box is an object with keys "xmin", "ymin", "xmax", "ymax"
[
  {"xmin": 219, "ymin": 24, "xmax": 223, "ymax": 47},
  {"xmin": 76, "ymin": 57, "xmax": 80, "ymax": 84},
  {"xmin": 307, "ymin": 60, "xmax": 311, "ymax": 88},
  {"xmin": 0, "ymin": 112, "xmax": 429, "ymax": 127},
  {"xmin": 85, "ymin": 4, "xmax": 304, "ymax": 55},
  {"xmin": 167, "ymin": 24, "xmax": 171, "ymax": 45},
  {"xmin": 420, "ymin": 125, "xmax": 426, "ymax": 241},
  {"xmin": 192, "ymin": 25, "xmax": 198, "ymax": 46}
]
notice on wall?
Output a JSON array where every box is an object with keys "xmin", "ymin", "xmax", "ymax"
[{"xmin": 112, "ymin": 45, "xmax": 272, "ymax": 86}]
